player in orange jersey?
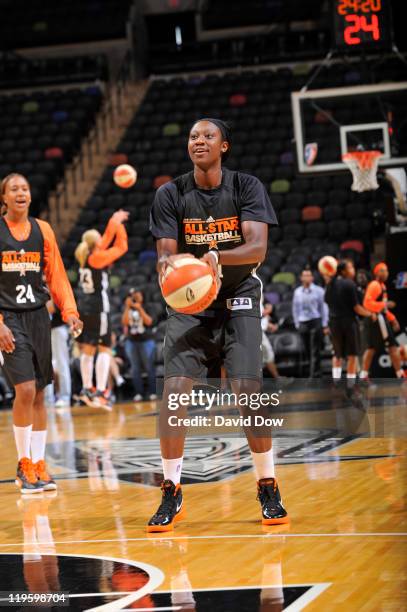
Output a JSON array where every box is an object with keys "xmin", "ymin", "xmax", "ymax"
[
  {"xmin": 0, "ymin": 173, "xmax": 82, "ymax": 494},
  {"xmin": 75, "ymin": 210, "xmax": 128, "ymax": 410},
  {"xmin": 360, "ymin": 262, "xmax": 404, "ymax": 380}
]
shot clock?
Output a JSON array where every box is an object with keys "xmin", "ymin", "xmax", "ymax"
[{"xmin": 332, "ymin": 0, "xmax": 394, "ymax": 51}]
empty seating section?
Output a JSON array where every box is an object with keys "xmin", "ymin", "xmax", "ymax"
[
  {"xmin": 62, "ymin": 57, "xmax": 404, "ymax": 373},
  {"xmin": 0, "ymin": 54, "xmax": 108, "ymax": 89},
  {"xmin": 0, "ymin": 0, "xmax": 132, "ymax": 49},
  {"xmin": 0, "ymin": 86, "xmax": 103, "ymax": 215}
]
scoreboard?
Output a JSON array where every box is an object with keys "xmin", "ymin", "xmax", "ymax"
[{"xmin": 332, "ymin": 0, "xmax": 394, "ymax": 50}]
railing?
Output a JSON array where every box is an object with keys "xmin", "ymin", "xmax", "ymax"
[{"xmin": 52, "ymin": 48, "xmax": 136, "ymax": 226}]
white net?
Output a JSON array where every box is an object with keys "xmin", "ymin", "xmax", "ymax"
[{"xmin": 342, "ymin": 151, "xmax": 383, "ymax": 192}]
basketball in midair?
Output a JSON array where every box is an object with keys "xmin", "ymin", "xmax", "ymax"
[
  {"xmin": 113, "ymin": 164, "xmax": 138, "ymax": 189},
  {"xmin": 318, "ymin": 255, "xmax": 338, "ymax": 277}
]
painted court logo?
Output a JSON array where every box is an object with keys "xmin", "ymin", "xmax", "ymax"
[
  {"xmin": 46, "ymin": 432, "xmax": 373, "ymax": 486},
  {"xmin": 183, "ymin": 216, "xmax": 242, "ymax": 245},
  {"xmin": 1, "ymin": 250, "xmax": 41, "ymax": 276}
]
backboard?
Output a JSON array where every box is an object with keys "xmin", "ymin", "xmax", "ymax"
[{"xmin": 292, "ymin": 81, "xmax": 407, "ymax": 174}]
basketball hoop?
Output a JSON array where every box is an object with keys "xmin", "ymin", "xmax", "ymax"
[{"xmin": 342, "ymin": 150, "xmax": 383, "ymax": 192}]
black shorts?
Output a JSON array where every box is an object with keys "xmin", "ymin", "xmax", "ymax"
[
  {"xmin": 330, "ymin": 317, "xmax": 360, "ymax": 358},
  {"xmin": 364, "ymin": 314, "xmax": 398, "ymax": 351},
  {"xmin": 0, "ymin": 306, "xmax": 52, "ymax": 389},
  {"xmin": 79, "ymin": 312, "xmax": 112, "ymax": 347},
  {"xmin": 164, "ymin": 310, "xmax": 263, "ymax": 381}
]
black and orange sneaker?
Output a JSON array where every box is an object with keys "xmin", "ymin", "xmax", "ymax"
[
  {"xmin": 34, "ymin": 460, "xmax": 57, "ymax": 491},
  {"xmin": 15, "ymin": 457, "xmax": 44, "ymax": 494},
  {"xmin": 257, "ymin": 478, "xmax": 289, "ymax": 525},
  {"xmin": 147, "ymin": 480, "xmax": 185, "ymax": 532},
  {"xmin": 79, "ymin": 387, "xmax": 96, "ymax": 407},
  {"xmin": 91, "ymin": 390, "xmax": 113, "ymax": 411}
]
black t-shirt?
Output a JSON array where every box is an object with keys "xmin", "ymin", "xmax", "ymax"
[
  {"xmin": 150, "ymin": 168, "xmax": 277, "ymax": 311},
  {"xmin": 126, "ymin": 306, "xmax": 152, "ymax": 341},
  {"xmin": 0, "ymin": 217, "xmax": 49, "ymax": 312},
  {"xmin": 325, "ymin": 277, "xmax": 359, "ymax": 319},
  {"xmin": 77, "ymin": 256, "xmax": 110, "ymax": 315}
]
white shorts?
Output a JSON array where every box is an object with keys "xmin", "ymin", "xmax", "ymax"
[{"xmin": 261, "ymin": 332, "xmax": 275, "ymax": 364}]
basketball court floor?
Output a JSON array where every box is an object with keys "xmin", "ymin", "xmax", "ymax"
[{"xmin": 0, "ymin": 380, "xmax": 405, "ymax": 611}]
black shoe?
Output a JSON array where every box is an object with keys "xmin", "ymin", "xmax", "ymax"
[
  {"xmin": 147, "ymin": 479, "xmax": 185, "ymax": 532},
  {"xmin": 257, "ymin": 477, "xmax": 289, "ymax": 525},
  {"xmin": 78, "ymin": 388, "xmax": 96, "ymax": 407},
  {"xmin": 91, "ymin": 390, "xmax": 113, "ymax": 411}
]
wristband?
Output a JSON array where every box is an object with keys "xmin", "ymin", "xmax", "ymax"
[{"xmin": 208, "ymin": 249, "xmax": 220, "ymax": 265}]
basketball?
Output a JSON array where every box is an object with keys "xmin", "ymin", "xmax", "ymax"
[
  {"xmin": 318, "ymin": 255, "xmax": 338, "ymax": 276},
  {"xmin": 113, "ymin": 164, "xmax": 137, "ymax": 189},
  {"xmin": 161, "ymin": 256, "xmax": 217, "ymax": 314}
]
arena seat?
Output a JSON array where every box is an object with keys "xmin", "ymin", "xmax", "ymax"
[
  {"xmin": 280, "ymin": 209, "xmax": 301, "ymax": 225},
  {"xmin": 302, "ymin": 206, "xmax": 322, "ymax": 222},
  {"xmin": 272, "ymin": 272, "xmax": 296, "ymax": 287},
  {"xmin": 323, "ymin": 205, "xmax": 343, "ymax": 221},
  {"xmin": 271, "ymin": 179, "xmax": 290, "ymax": 193},
  {"xmin": 285, "ymin": 193, "xmax": 305, "ymax": 209},
  {"xmin": 272, "ymin": 331, "xmax": 304, "ymax": 374},
  {"xmin": 340, "ymin": 240, "xmax": 364, "ymax": 253},
  {"xmin": 283, "ymin": 223, "xmax": 304, "ymax": 240},
  {"xmin": 263, "ymin": 292, "xmax": 280, "ymax": 305}
]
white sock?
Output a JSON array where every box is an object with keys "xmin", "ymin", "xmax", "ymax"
[
  {"xmin": 115, "ymin": 374, "xmax": 124, "ymax": 385},
  {"xmin": 347, "ymin": 373, "xmax": 356, "ymax": 378},
  {"xmin": 80, "ymin": 354, "xmax": 94, "ymax": 389},
  {"xmin": 359, "ymin": 370, "xmax": 368, "ymax": 379},
  {"xmin": 13, "ymin": 425, "xmax": 32, "ymax": 460},
  {"xmin": 95, "ymin": 352, "xmax": 111, "ymax": 392},
  {"xmin": 251, "ymin": 448, "xmax": 275, "ymax": 480},
  {"xmin": 396, "ymin": 370, "xmax": 404, "ymax": 379},
  {"xmin": 162, "ymin": 456, "xmax": 183, "ymax": 485},
  {"xmin": 332, "ymin": 367, "xmax": 342, "ymax": 379},
  {"xmin": 31, "ymin": 430, "xmax": 47, "ymax": 463}
]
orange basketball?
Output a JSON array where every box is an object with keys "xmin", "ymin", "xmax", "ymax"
[
  {"xmin": 318, "ymin": 255, "xmax": 338, "ymax": 276},
  {"xmin": 161, "ymin": 256, "xmax": 217, "ymax": 314},
  {"xmin": 113, "ymin": 164, "xmax": 137, "ymax": 189}
]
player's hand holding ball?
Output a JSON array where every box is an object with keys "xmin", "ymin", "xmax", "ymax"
[{"xmin": 160, "ymin": 254, "xmax": 218, "ymax": 314}]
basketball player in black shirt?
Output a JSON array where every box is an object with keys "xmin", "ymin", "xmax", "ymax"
[
  {"xmin": 324, "ymin": 260, "xmax": 375, "ymax": 382},
  {"xmin": 75, "ymin": 211, "xmax": 128, "ymax": 410},
  {"xmin": 0, "ymin": 174, "xmax": 82, "ymax": 493},
  {"xmin": 148, "ymin": 118, "xmax": 288, "ymax": 531}
]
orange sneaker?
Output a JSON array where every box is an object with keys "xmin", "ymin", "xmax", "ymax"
[
  {"xmin": 15, "ymin": 457, "xmax": 44, "ymax": 494},
  {"xmin": 91, "ymin": 390, "xmax": 113, "ymax": 411},
  {"xmin": 34, "ymin": 460, "xmax": 57, "ymax": 491}
]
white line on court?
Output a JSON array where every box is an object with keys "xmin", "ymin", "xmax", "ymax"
[
  {"xmin": 0, "ymin": 552, "xmax": 163, "ymax": 612},
  {"xmin": 0, "ymin": 532, "xmax": 405, "ymax": 549}
]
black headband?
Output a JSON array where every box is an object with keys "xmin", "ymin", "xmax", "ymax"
[{"xmin": 191, "ymin": 118, "xmax": 231, "ymax": 160}]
